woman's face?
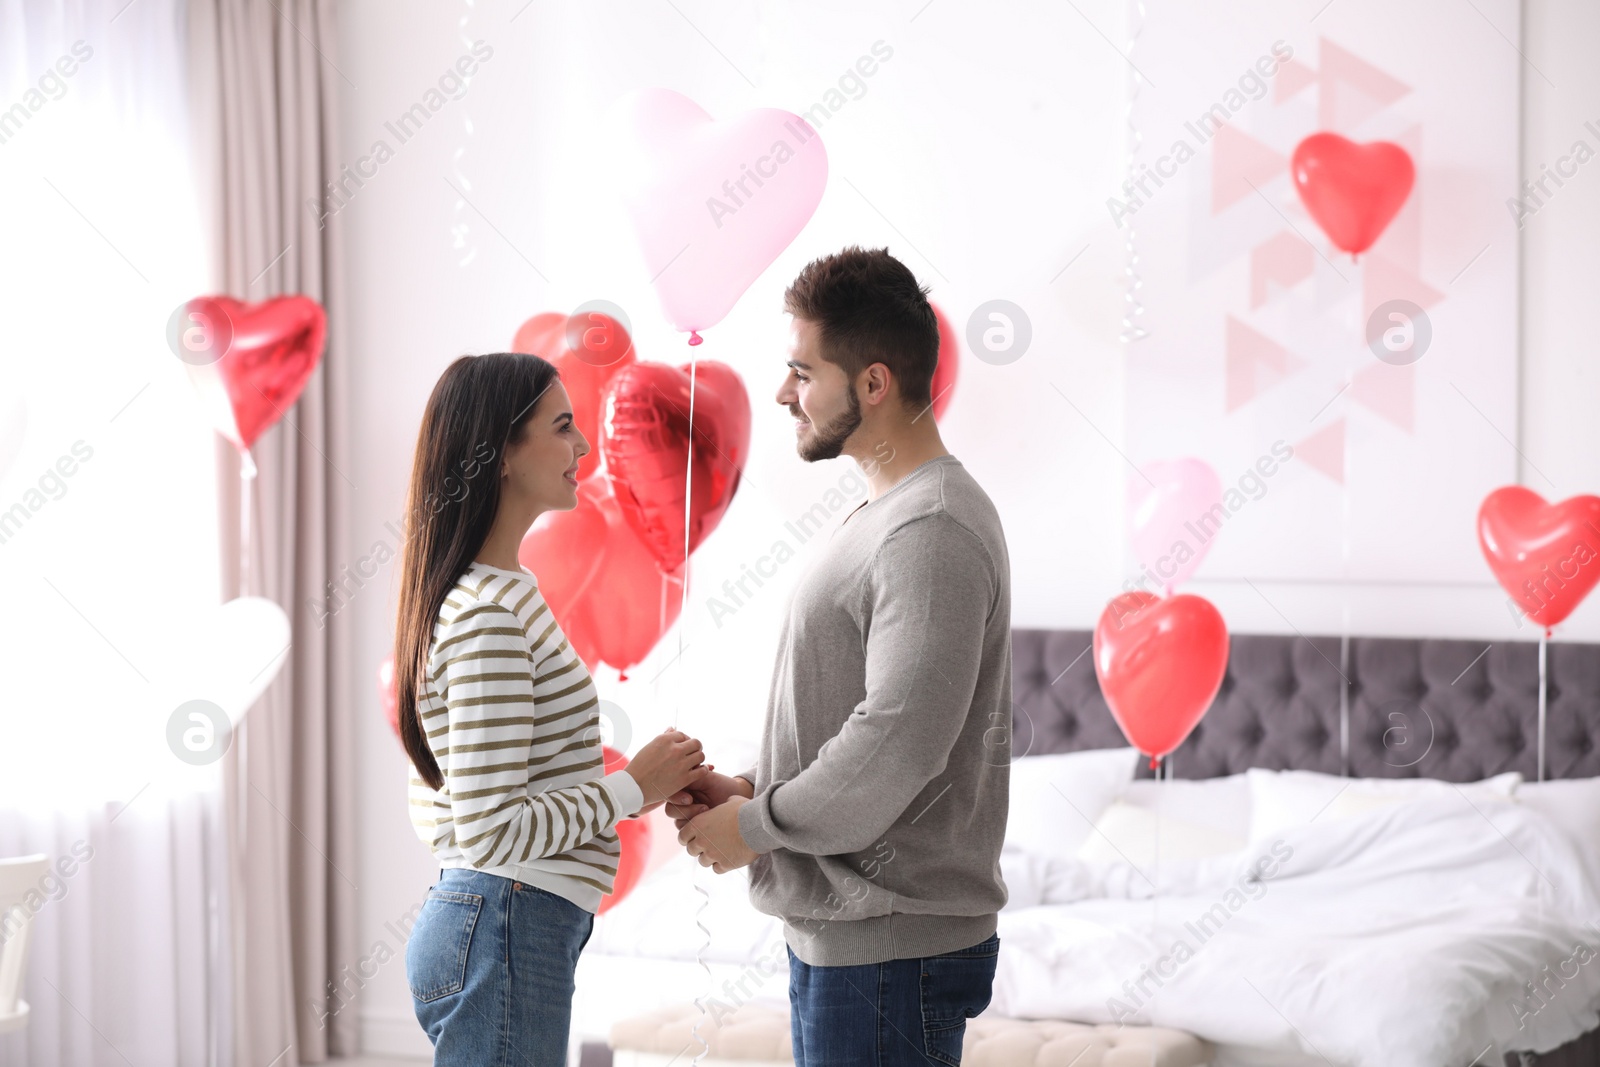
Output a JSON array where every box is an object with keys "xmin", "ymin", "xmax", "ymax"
[{"xmin": 500, "ymin": 379, "xmax": 590, "ymax": 514}]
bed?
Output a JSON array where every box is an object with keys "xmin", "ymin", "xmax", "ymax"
[
  {"xmin": 577, "ymin": 628, "xmax": 1600, "ymax": 1067},
  {"xmin": 1001, "ymin": 627, "xmax": 1600, "ymax": 1067}
]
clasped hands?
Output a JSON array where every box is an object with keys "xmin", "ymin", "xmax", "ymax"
[{"xmin": 626, "ymin": 728, "xmax": 758, "ymax": 874}]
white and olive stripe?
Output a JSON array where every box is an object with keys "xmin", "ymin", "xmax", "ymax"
[{"xmin": 407, "ymin": 562, "xmax": 640, "ymax": 911}]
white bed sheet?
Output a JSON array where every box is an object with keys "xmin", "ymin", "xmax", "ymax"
[
  {"xmin": 991, "ymin": 794, "xmax": 1600, "ymax": 1067},
  {"xmin": 585, "ymin": 791, "xmax": 1600, "ymax": 1067}
]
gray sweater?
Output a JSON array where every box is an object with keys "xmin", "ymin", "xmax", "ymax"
[{"xmin": 735, "ymin": 454, "xmax": 1012, "ymax": 966}]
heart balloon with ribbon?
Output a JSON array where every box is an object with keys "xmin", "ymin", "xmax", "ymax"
[
  {"xmin": 513, "ymin": 310, "xmax": 636, "ymax": 482},
  {"xmin": 519, "ymin": 474, "xmax": 611, "ymax": 614},
  {"xmin": 1290, "ymin": 133, "xmax": 1415, "ymax": 258},
  {"xmin": 609, "ymin": 88, "xmax": 828, "ymax": 344},
  {"xmin": 181, "ymin": 295, "xmax": 327, "ymax": 453},
  {"xmin": 1127, "ymin": 458, "xmax": 1223, "ymax": 595},
  {"xmin": 1093, "ymin": 591, "xmax": 1230, "ymax": 764},
  {"xmin": 1478, "ymin": 486, "xmax": 1600, "ymax": 631},
  {"xmin": 164, "ymin": 595, "xmax": 292, "ymax": 725},
  {"xmin": 600, "ymin": 361, "xmax": 751, "ymax": 570},
  {"xmin": 519, "ymin": 473, "xmax": 686, "ymax": 677}
]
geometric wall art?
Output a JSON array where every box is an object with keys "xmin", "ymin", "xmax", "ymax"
[{"xmin": 1119, "ymin": 0, "xmax": 1521, "ymax": 584}]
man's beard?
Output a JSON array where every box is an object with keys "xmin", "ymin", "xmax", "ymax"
[{"xmin": 794, "ymin": 387, "xmax": 862, "ymax": 463}]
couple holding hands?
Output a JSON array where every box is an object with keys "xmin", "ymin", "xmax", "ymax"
[{"xmin": 396, "ymin": 247, "xmax": 1013, "ymax": 1067}]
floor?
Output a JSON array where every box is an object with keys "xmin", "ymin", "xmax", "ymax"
[{"xmin": 335, "ymin": 1045, "xmax": 612, "ymax": 1067}]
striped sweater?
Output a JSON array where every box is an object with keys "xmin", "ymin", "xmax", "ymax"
[{"xmin": 408, "ymin": 560, "xmax": 644, "ymax": 912}]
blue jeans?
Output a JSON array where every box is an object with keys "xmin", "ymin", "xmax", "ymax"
[
  {"xmin": 406, "ymin": 868, "xmax": 595, "ymax": 1067},
  {"xmin": 787, "ymin": 933, "xmax": 1000, "ymax": 1067}
]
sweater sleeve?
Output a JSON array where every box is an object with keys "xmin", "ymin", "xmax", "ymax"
[
  {"xmin": 737, "ymin": 515, "xmax": 994, "ymax": 856},
  {"xmin": 434, "ymin": 601, "xmax": 641, "ymax": 867}
]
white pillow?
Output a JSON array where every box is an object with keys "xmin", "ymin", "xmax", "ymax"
[
  {"xmin": 1246, "ymin": 767, "xmax": 1522, "ymax": 843},
  {"xmin": 998, "ymin": 844, "xmax": 1051, "ymax": 910},
  {"xmin": 1516, "ymin": 778, "xmax": 1600, "ymax": 892},
  {"xmin": 1122, "ymin": 773, "xmax": 1252, "ymax": 843},
  {"xmin": 1005, "ymin": 747, "xmax": 1140, "ymax": 861},
  {"xmin": 1075, "ymin": 801, "xmax": 1248, "ymax": 868}
]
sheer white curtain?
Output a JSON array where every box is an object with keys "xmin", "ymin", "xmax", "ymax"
[{"xmin": 0, "ymin": 2, "xmax": 234, "ymax": 1065}]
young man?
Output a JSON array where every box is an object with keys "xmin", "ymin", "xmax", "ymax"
[{"xmin": 669, "ymin": 246, "xmax": 1013, "ymax": 1066}]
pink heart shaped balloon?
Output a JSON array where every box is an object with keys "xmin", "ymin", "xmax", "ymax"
[
  {"xmin": 610, "ymin": 89, "xmax": 828, "ymax": 341},
  {"xmin": 1127, "ymin": 458, "xmax": 1223, "ymax": 594}
]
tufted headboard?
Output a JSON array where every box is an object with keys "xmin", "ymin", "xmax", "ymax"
[{"xmin": 1011, "ymin": 629, "xmax": 1600, "ymax": 782}]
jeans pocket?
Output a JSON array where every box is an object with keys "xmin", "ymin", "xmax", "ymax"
[
  {"xmin": 406, "ymin": 889, "xmax": 484, "ymax": 1003},
  {"xmin": 919, "ymin": 934, "xmax": 1000, "ymax": 1067}
]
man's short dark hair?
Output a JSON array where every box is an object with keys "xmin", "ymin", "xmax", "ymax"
[{"xmin": 783, "ymin": 246, "xmax": 940, "ymax": 411}]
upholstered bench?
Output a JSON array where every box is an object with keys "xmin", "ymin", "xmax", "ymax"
[
  {"xmin": 962, "ymin": 1016, "xmax": 1213, "ymax": 1066},
  {"xmin": 610, "ymin": 1002, "xmax": 1212, "ymax": 1066}
]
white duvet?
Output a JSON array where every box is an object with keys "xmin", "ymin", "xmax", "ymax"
[{"xmin": 991, "ymin": 795, "xmax": 1600, "ymax": 1067}]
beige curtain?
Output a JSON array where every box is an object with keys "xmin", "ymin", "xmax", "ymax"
[{"xmin": 186, "ymin": 1, "xmax": 358, "ymax": 1063}]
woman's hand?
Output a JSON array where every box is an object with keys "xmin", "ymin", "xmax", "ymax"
[{"xmin": 624, "ymin": 729, "xmax": 707, "ymax": 808}]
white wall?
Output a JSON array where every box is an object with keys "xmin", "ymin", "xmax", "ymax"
[
  {"xmin": 331, "ymin": 0, "xmax": 1600, "ymax": 1055},
  {"xmin": 1521, "ymin": 1, "xmax": 1600, "ymax": 544}
]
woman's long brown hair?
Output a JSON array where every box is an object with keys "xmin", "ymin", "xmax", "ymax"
[{"xmin": 396, "ymin": 352, "xmax": 560, "ymax": 791}]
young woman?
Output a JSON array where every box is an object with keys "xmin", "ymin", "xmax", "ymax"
[{"xmin": 395, "ymin": 352, "xmax": 709, "ymax": 1065}]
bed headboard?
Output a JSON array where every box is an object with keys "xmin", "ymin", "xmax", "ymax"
[{"xmin": 1012, "ymin": 629, "xmax": 1600, "ymax": 782}]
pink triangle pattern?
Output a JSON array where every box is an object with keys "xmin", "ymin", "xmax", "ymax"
[
  {"xmin": 1250, "ymin": 231, "xmax": 1315, "ymax": 309},
  {"xmin": 1350, "ymin": 362, "xmax": 1415, "ymax": 432},
  {"xmin": 1276, "ymin": 58, "xmax": 1318, "ymax": 104},
  {"xmin": 1211, "ymin": 124, "xmax": 1288, "ymax": 214},
  {"xmin": 1318, "ymin": 39, "xmax": 1411, "ymax": 131},
  {"xmin": 1374, "ymin": 125, "xmax": 1424, "ymax": 273},
  {"xmin": 1362, "ymin": 253, "xmax": 1445, "ymax": 328},
  {"xmin": 1296, "ymin": 418, "xmax": 1346, "ymax": 484},
  {"xmin": 1226, "ymin": 315, "xmax": 1306, "ymax": 411}
]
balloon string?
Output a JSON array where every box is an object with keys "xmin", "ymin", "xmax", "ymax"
[
  {"xmin": 1153, "ymin": 754, "xmax": 1163, "ymax": 935},
  {"xmin": 679, "ymin": 347, "xmax": 706, "ymax": 1067},
  {"xmin": 239, "ymin": 448, "xmax": 257, "ymax": 599},
  {"xmin": 674, "ymin": 356, "xmax": 698, "ymax": 732},
  {"xmin": 236, "ymin": 447, "xmax": 257, "ymax": 850},
  {"xmin": 1538, "ymin": 628, "xmax": 1549, "ymax": 783},
  {"xmin": 688, "ymin": 880, "xmax": 713, "ymax": 1064},
  {"xmin": 1340, "ymin": 393, "xmax": 1351, "ymax": 770},
  {"xmin": 1119, "ymin": 0, "xmax": 1149, "ymax": 343}
]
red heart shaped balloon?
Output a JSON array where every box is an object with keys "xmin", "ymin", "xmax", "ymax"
[
  {"xmin": 518, "ymin": 474, "xmax": 611, "ymax": 612},
  {"xmin": 513, "ymin": 311, "xmax": 636, "ymax": 482},
  {"xmin": 1093, "ymin": 591, "xmax": 1229, "ymax": 759},
  {"xmin": 183, "ymin": 295, "xmax": 327, "ymax": 451},
  {"xmin": 1478, "ymin": 487, "xmax": 1600, "ymax": 631},
  {"xmin": 519, "ymin": 474, "xmax": 684, "ymax": 676},
  {"xmin": 930, "ymin": 301, "xmax": 960, "ymax": 421},
  {"xmin": 601, "ymin": 361, "xmax": 751, "ymax": 570},
  {"xmin": 1290, "ymin": 133, "xmax": 1415, "ymax": 257}
]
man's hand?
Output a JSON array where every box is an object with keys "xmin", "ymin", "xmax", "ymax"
[
  {"xmin": 664, "ymin": 768, "xmax": 755, "ymax": 830},
  {"xmin": 678, "ymin": 797, "xmax": 757, "ymax": 874}
]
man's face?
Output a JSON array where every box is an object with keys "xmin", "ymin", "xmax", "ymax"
[{"xmin": 776, "ymin": 317, "xmax": 861, "ymax": 463}]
